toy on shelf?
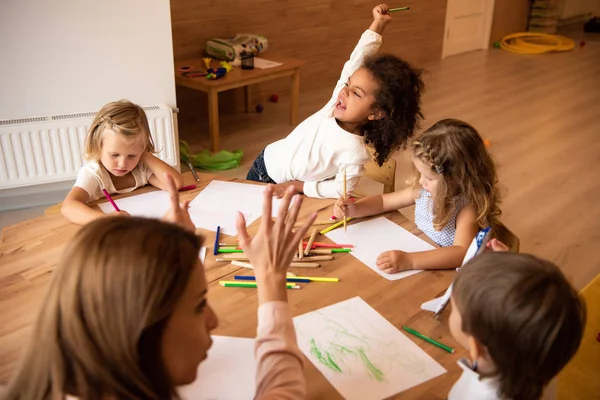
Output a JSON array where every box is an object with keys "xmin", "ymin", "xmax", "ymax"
[
  {"xmin": 220, "ymin": 61, "xmax": 233, "ymax": 72},
  {"xmin": 202, "ymin": 57, "xmax": 212, "ymax": 70},
  {"xmin": 269, "ymin": 94, "xmax": 279, "ymax": 103},
  {"xmin": 206, "ymin": 67, "xmax": 227, "ymax": 80}
]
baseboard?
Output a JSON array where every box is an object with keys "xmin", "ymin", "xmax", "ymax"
[{"xmin": 0, "ymin": 180, "xmax": 73, "ymax": 212}]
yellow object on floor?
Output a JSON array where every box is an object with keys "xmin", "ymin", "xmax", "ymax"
[
  {"xmin": 500, "ymin": 32, "xmax": 575, "ymax": 54},
  {"xmin": 557, "ymin": 273, "xmax": 600, "ymax": 400}
]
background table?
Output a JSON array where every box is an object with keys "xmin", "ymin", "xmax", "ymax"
[
  {"xmin": 0, "ymin": 172, "xmax": 466, "ymax": 398},
  {"xmin": 175, "ymin": 56, "xmax": 305, "ymax": 152}
]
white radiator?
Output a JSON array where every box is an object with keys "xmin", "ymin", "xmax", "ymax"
[{"xmin": 0, "ymin": 105, "xmax": 178, "ymax": 190}]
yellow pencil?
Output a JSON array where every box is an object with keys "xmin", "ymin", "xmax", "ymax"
[
  {"xmin": 320, "ymin": 218, "xmax": 353, "ymax": 235},
  {"xmin": 294, "ymin": 276, "xmax": 339, "ymax": 282},
  {"xmin": 343, "ymin": 170, "xmax": 347, "ymax": 232}
]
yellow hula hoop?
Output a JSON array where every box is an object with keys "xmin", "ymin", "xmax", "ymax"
[{"xmin": 500, "ymin": 32, "xmax": 575, "ymax": 54}]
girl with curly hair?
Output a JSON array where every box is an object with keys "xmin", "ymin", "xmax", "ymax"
[
  {"xmin": 334, "ymin": 119, "xmax": 502, "ymax": 273},
  {"xmin": 246, "ymin": 4, "xmax": 424, "ymax": 199}
]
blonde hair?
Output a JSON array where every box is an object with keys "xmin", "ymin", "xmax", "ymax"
[
  {"xmin": 5, "ymin": 217, "xmax": 203, "ymax": 400},
  {"xmin": 84, "ymin": 100, "xmax": 155, "ymax": 161},
  {"xmin": 410, "ymin": 119, "xmax": 501, "ymax": 230}
]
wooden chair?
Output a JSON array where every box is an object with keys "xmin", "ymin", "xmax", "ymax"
[
  {"xmin": 362, "ymin": 156, "xmax": 397, "ymax": 195},
  {"xmin": 494, "ymin": 223, "xmax": 520, "ymax": 253}
]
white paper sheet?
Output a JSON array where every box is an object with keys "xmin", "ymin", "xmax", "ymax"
[
  {"xmin": 188, "ymin": 180, "xmax": 287, "ymax": 235},
  {"xmin": 98, "ymin": 190, "xmax": 170, "ymax": 219},
  {"xmin": 326, "ymin": 217, "xmax": 435, "ymax": 281},
  {"xmin": 177, "ymin": 336, "xmax": 256, "ymax": 400},
  {"xmin": 293, "ymin": 297, "xmax": 446, "ymax": 400},
  {"xmin": 253, "ymin": 58, "xmax": 283, "ymax": 69}
]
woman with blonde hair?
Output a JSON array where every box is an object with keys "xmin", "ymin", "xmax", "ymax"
[{"xmin": 5, "ymin": 176, "xmax": 315, "ymax": 399}]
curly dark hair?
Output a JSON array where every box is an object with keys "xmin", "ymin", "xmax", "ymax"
[{"xmin": 361, "ymin": 54, "xmax": 424, "ymax": 166}]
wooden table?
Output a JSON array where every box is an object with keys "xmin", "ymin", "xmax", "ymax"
[
  {"xmin": 174, "ymin": 56, "xmax": 305, "ymax": 152},
  {"xmin": 0, "ymin": 172, "xmax": 466, "ymax": 398}
]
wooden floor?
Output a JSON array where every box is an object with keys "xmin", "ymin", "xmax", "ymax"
[{"xmin": 180, "ymin": 42, "xmax": 600, "ymax": 291}]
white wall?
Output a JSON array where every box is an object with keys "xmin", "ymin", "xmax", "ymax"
[
  {"xmin": 0, "ymin": 0, "xmax": 177, "ymax": 120},
  {"xmin": 559, "ymin": 0, "xmax": 600, "ymax": 19}
]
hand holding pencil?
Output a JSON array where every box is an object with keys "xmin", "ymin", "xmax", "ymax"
[{"xmin": 236, "ymin": 185, "xmax": 317, "ymax": 304}]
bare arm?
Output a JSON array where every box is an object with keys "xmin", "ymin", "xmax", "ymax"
[
  {"xmin": 61, "ymin": 187, "xmax": 117, "ymax": 225},
  {"xmin": 334, "ymin": 187, "xmax": 418, "ymax": 219},
  {"xmin": 143, "ymin": 152, "xmax": 183, "ymax": 190}
]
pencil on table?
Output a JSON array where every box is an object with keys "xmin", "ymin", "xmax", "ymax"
[
  {"xmin": 289, "ymin": 262, "xmax": 320, "ymax": 268},
  {"xmin": 343, "ymin": 170, "xmax": 347, "ymax": 233},
  {"xmin": 298, "ymin": 239, "xmax": 304, "ymax": 260},
  {"xmin": 292, "ymin": 255, "xmax": 333, "ymax": 262},
  {"xmin": 304, "ymin": 228, "xmax": 318, "ymax": 256}
]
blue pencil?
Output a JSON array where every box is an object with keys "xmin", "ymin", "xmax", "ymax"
[
  {"xmin": 213, "ymin": 226, "xmax": 221, "ymax": 256},
  {"xmin": 234, "ymin": 275, "xmax": 311, "ymax": 283}
]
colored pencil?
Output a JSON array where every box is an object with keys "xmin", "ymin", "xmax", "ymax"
[
  {"xmin": 292, "ymin": 255, "xmax": 333, "ymax": 262},
  {"xmin": 217, "ymin": 248, "xmax": 244, "ymax": 253},
  {"xmin": 102, "ymin": 189, "xmax": 120, "ymax": 212},
  {"xmin": 235, "ymin": 275, "xmax": 311, "ymax": 283},
  {"xmin": 305, "ymin": 228, "xmax": 318, "ymax": 256},
  {"xmin": 298, "ymin": 239, "xmax": 304, "ymax": 260},
  {"xmin": 305, "ymin": 242, "xmax": 354, "ymax": 249},
  {"xmin": 216, "ymin": 254, "xmax": 249, "ymax": 261},
  {"xmin": 389, "ymin": 6, "xmax": 410, "ymax": 12},
  {"xmin": 187, "ymin": 161, "xmax": 200, "ymax": 182},
  {"xmin": 231, "ymin": 260, "xmax": 254, "ymax": 270},
  {"xmin": 234, "ymin": 275, "xmax": 339, "ymax": 283},
  {"xmin": 343, "ymin": 170, "xmax": 347, "ymax": 232},
  {"xmin": 213, "ymin": 226, "xmax": 221, "ymax": 256},
  {"xmin": 219, "ymin": 281, "xmax": 300, "ymax": 289},
  {"xmin": 402, "ymin": 326, "xmax": 454, "ymax": 354},
  {"xmin": 179, "ymin": 184, "xmax": 197, "ymax": 191},
  {"xmin": 320, "ymin": 218, "xmax": 353, "ymax": 235},
  {"xmin": 289, "ymin": 262, "xmax": 320, "ymax": 268}
]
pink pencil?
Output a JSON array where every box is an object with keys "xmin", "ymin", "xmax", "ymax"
[
  {"xmin": 102, "ymin": 189, "xmax": 120, "ymax": 212},
  {"xmin": 179, "ymin": 184, "xmax": 197, "ymax": 191}
]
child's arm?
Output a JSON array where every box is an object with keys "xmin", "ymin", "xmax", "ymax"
[
  {"xmin": 61, "ymin": 187, "xmax": 129, "ymax": 225},
  {"xmin": 331, "ymin": 5, "xmax": 391, "ymax": 98},
  {"xmin": 142, "ymin": 152, "xmax": 183, "ymax": 190},
  {"xmin": 333, "ymin": 187, "xmax": 418, "ymax": 219},
  {"xmin": 377, "ymin": 205, "xmax": 480, "ymax": 273}
]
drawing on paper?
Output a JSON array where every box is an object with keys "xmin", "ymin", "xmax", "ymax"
[
  {"xmin": 293, "ymin": 297, "xmax": 447, "ymax": 400},
  {"xmin": 298, "ymin": 305, "xmax": 427, "ymax": 383}
]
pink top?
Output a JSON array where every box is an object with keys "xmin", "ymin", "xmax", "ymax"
[{"xmin": 255, "ymin": 301, "xmax": 306, "ymax": 399}]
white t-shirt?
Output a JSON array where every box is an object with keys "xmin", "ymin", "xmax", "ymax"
[
  {"xmin": 74, "ymin": 160, "xmax": 153, "ymax": 202},
  {"xmin": 263, "ymin": 30, "xmax": 382, "ymax": 199},
  {"xmin": 448, "ymin": 359, "xmax": 502, "ymax": 400}
]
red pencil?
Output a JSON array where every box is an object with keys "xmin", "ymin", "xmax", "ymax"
[
  {"xmin": 179, "ymin": 184, "xmax": 197, "ymax": 191},
  {"xmin": 302, "ymin": 242, "xmax": 354, "ymax": 249},
  {"xmin": 102, "ymin": 189, "xmax": 120, "ymax": 212}
]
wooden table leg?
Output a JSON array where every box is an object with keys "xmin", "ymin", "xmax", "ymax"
[
  {"xmin": 290, "ymin": 69, "xmax": 300, "ymax": 126},
  {"xmin": 244, "ymin": 85, "xmax": 252, "ymax": 113},
  {"xmin": 207, "ymin": 89, "xmax": 220, "ymax": 152}
]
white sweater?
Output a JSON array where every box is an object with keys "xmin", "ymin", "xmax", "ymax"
[{"xmin": 263, "ymin": 30, "xmax": 382, "ymax": 199}]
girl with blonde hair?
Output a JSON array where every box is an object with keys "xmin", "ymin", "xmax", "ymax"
[
  {"xmin": 334, "ymin": 118, "xmax": 502, "ymax": 273},
  {"xmin": 61, "ymin": 99, "xmax": 183, "ymax": 225},
  {"xmin": 6, "ymin": 177, "xmax": 314, "ymax": 399}
]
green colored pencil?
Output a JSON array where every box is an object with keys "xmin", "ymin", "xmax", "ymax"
[
  {"xmin": 219, "ymin": 282, "xmax": 300, "ymax": 289},
  {"xmin": 390, "ymin": 6, "xmax": 410, "ymax": 12},
  {"xmin": 402, "ymin": 326, "xmax": 454, "ymax": 354},
  {"xmin": 331, "ymin": 248, "xmax": 352, "ymax": 253},
  {"xmin": 217, "ymin": 248, "xmax": 244, "ymax": 253}
]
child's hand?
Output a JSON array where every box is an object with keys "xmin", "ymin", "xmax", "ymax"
[
  {"xmin": 271, "ymin": 181, "xmax": 304, "ymax": 199},
  {"xmin": 376, "ymin": 250, "xmax": 413, "ymax": 274},
  {"xmin": 486, "ymin": 238, "xmax": 509, "ymax": 252},
  {"xmin": 162, "ymin": 173, "xmax": 195, "ymax": 232},
  {"xmin": 109, "ymin": 210, "xmax": 131, "ymax": 217},
  {"xmin": 236, "ymin": 185, "xmax": 316, "ymax": 304},
  {"xmin": 372, "ymin": 4, "xmax": 392, "ymax": 23},
  {"xmin": 333, "ymin": 197, "xmax": 355, "ymax": 219}
]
